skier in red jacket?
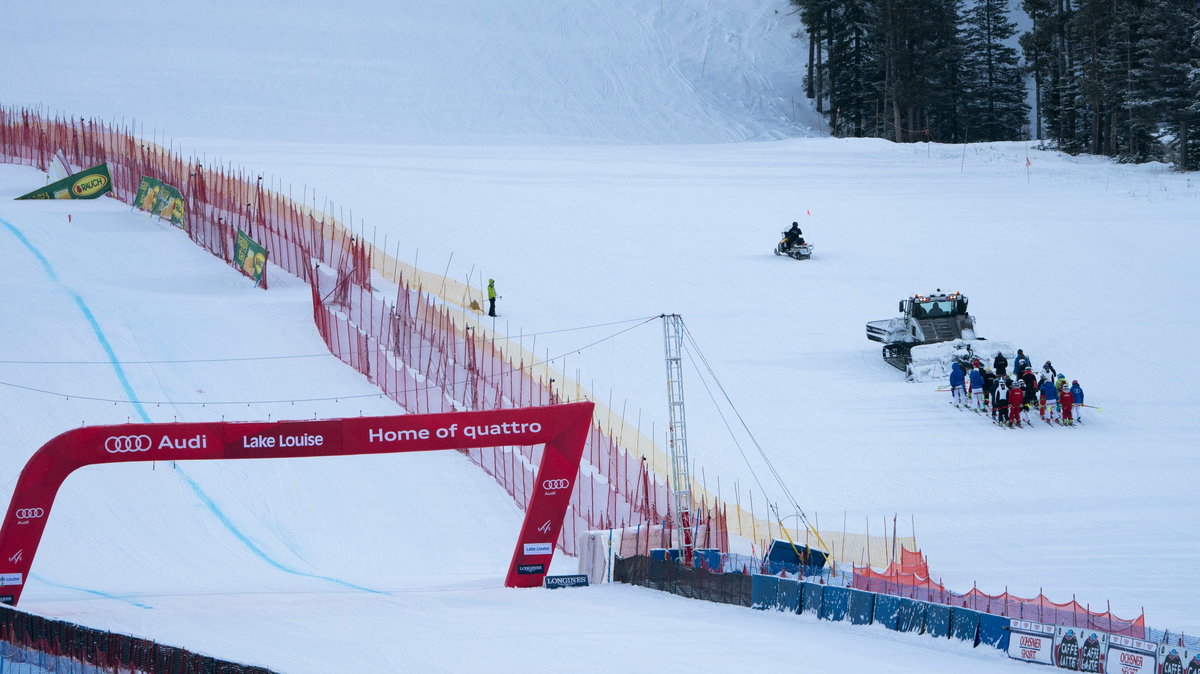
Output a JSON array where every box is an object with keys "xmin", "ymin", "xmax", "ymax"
[
  {"xmin": 1059, "ymin": 380, "xmax": 1075, "ymax": 426},
  {"xmin": 1008, "ymin": 381, "xmax": 1026, "ymax": 427}
]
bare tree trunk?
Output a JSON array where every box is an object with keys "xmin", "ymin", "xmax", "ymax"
[
  {"xmin": 1180, "ymin": 119, "xmax": 1191, "ymax": 171},
  {"xmin": 806, "ymin": 33, "xmax": 815, "ymax": 100}
]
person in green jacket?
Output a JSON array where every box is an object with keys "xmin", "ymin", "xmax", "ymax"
[{"xmin": 487, "ymin": 278, "xmax": 497, "ymax": 317}]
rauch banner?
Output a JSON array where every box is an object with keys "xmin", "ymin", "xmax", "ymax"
[{"xmin": 15, "ymin": 163, "xmax": 112, "ymax": 200}]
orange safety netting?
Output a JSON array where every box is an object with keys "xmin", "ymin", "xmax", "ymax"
[
  {"xmin": 852, "ymin": 546, "xmax": 1146, "ymax": 638},
  {"xmin": 0, "ymin": 106, "xmax": 734, "ymax": 560}
]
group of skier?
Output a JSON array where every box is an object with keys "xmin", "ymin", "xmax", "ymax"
[{"xmin": 948, "ymin": 349, "xmax": 1086, "ymax": 427}]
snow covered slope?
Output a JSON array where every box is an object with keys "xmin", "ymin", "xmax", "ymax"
[
  {"xmin": 0, "ymin": 0, "xmax": 815, "ymax": 145},
  {"xmin": 2, "ymin": 0, "xmax": 1200, "ymax": 671}
]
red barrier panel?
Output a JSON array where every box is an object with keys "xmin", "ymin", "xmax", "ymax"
[{"xmin": 0, "ymin": 402, "xmax": 594, "ymax": 605}]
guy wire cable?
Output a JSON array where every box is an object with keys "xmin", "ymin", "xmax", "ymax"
[
  {"xmin": 0, "ymin": 315, "xmax": 662, "ymax": 406},
  {"xmin": 679, "ymin": 318, "xmax": 837, "ymax": 569},
  {"xmin": 0, "ymin": 314, "xmax": 661, "ymax": 365}
]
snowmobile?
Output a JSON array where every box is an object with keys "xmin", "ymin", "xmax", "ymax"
[
  {"xmin": 773, "ymin": 231, "xmax": 813, "ymax": 260},
  {"xmin": 865, "ymin": 290, "xmax": 1008, "ymax": 381}
]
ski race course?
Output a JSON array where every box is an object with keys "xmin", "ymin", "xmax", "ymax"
[{"xmin": 2, "ymin": 1, "xmax": 1200, "ymax": 671}]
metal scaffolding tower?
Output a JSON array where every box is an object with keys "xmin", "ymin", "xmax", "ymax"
[{"xmin": 661, "ymin": 313, "xmax": 694, "ymax": 561}]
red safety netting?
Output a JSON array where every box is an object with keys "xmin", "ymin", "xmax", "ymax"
[
  {"xmin": 852, "ymin": 545, "xmax": 1146, "ymax": 638},
  {"xmin": 0, "ymin": 106, "xmax": 730, "ymax": 559}
]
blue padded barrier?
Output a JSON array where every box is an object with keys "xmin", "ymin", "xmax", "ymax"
[
  {"xmin": 976, "ymin": 613, "xmax": 1010, "ymax": 650},
  {"xmin": 848, "ymin": 589, "xmax": 875, "ymax": 625},
  {"xmin": 894, "ymin": 597, "xmax": 927, "ymax": 633},
  {"xmin": 778, "ymin": 578, "xmax": 801, "ymax": 613},
  {"xmin": 950, "ymin": 608, "xmax": 981, "ymax": 643},
  {"xmin": 873, "ymin": 593, "xmax": 900, "ymax": 630},
  {"xmin": 800, "ymin": 582, "xmax": 823, "ymax": 616},
  {"xmin": 820, "ymin": 586, "xmax": 850, "ymax": 622},
  {"xmin": 765, "ymin": 540, "xmax": 828, "ymax": 577},
  {"xmin": 751, "ymin": 575, "xmax": 780, "ymax": 610},
  {"xmin": 924, "ymin": 603, "xmax": 951, "ymax": 638},
  {"xmin": 692, "ymin": 549, "xmax": 722, "ymax": 570},
  {"xmin": 650, "ymin": 548, "xmax": 681, "ymax": 562}
]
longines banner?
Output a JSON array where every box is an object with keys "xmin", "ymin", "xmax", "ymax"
[
  {"xmin": 234, "ymin": 229, "xmax": 268, "ymax": 284},
  {"xmin": 15, "ymin": 163, "xmax": 112, "ymax": 200},
  {"xmin": 133, "ymin": 175, "xmax": 187, "ymax": 230},
  {"xmin": 0, "ymin": 403, "xmax": 593, "ymax": 605}
]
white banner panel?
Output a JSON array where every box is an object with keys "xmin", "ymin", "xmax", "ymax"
[
  {"xmin": 1104, "ymin": 635, "xmax": 1156, "ymax": 674},
  {"xmin": 1009, "ymin": 619, "xmax": 1056, "ymax": 665}
]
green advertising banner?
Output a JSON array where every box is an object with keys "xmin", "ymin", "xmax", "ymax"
[
  {"xmin": 234, "ymin": 228, "xmax": 268, "ymax": 285},
  {"xmin": 134, "ymin": 176, "xmax": 161, "ymax": 211},
  {"xmin": 133, "ymin": 175, "xmax": 187, "ymax": 230},
  {"xmin": 16, "ymin": 163, "xmax": 113, "ymax": 200}
]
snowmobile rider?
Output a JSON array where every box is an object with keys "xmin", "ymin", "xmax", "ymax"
[{"xmin": 783, "ymin": 221, "xmax": 804, "ymax": 249}]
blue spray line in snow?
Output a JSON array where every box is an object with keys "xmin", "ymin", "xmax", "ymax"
[
  {"xmin": 1, "ymin": 216, "xmax": 387, "ymax": 598},
  {"xmin": 28, "ymin": 573, "xmax": 154, "ymax": 610}
]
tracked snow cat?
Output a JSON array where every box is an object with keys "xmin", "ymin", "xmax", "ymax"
[{"xmin": 865, "ymin": 290, "xmax": 1006, "ymax": 381}]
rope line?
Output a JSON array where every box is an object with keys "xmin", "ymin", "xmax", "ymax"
[
  {"xmin": 0, "ymin": 315, "xmax": 660, "ymax": 365},
  {"xmin": 0, "ymin": 316, "xmax": 661, "ymax": 406}
]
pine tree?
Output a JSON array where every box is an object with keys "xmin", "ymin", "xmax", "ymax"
[
  {"xmin": 794, "ymin": 0, "xmax": 877, "ymax": 137},
  {"xmin": 1114, "ymin": 0, "xmax": 1169, "ymax": 162},
  {"xmin": 1186, "ymin": 19, "xmax": 1200, "ymax": 170},
  {"xmin": 873, "ymin": 0, "xmax": 966, "ymax": 142},
  {"xmin": 960, "ymin": 0, "xmax": 1030, "ymax": 141},
  {"xmin": 792, "ymin": 0, "xmax": 1199, "ymax": 169},
  {"xmin": 825, "ymin": 0, "xmax": 875, "ymax": 137},
  {"xmin": 1136, "ymin": 0, "xmax": 1200, "ymax": 170},
  {"xmin": 1020, "ymin": 0, "xmax": 1056, "ymax": 140}
]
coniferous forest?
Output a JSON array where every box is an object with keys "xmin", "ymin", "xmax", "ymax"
[{"xmin": 792, "ymin": 0, "xmax": 1200, "ymax": 171}]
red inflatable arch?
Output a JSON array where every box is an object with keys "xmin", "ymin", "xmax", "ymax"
[{"xmin": 0, "ymin": 402, "xmax": 594, "ymax": 605}]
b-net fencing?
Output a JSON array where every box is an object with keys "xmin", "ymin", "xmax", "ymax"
[
  {"xmin": 0, "ymin": 604, "xmax": 278, "ymax": 674},
  {"xmin": 0, "ymin": 107, "xmax": 730, "ymax": 558},
  {"xmin": 849, "ymin": 546, "xmax": 1148, "ymax": 639}
]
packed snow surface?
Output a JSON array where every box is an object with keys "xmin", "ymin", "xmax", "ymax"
[{"xmin": 2, "ymin": 1, "xmax": 1199, "ymax": 672}]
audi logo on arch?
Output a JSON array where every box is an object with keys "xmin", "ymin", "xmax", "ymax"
[
  {"xmin": 104, "ymin": 435, "xmax": 152, "ymax": 453},
  {"xmin": 14, "ymin": 509, "xmax": 43, "ymax": 520},
  {"xmin": 542, "ymin": 479, "xmax": 570, "ymax": 491}
]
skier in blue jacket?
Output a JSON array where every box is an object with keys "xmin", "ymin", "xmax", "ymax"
[
  {"xmin": 1039, "ymin": 376, "xmax": 1059, "ymax": 421},
  {"xmin": 968, "ymin": 366, "xmax": 986, "ymax": 411},
  {"xmin": 1012, "ymin": 349, "xmax": 1032, "ymax": 380},
  {"xmin": 949, "ymin": 362, "xmax": 966, "ymax": 406},
  {"xmin": 1069, "ymin": 380, "xmax": 1084, "ymax": 422}
]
